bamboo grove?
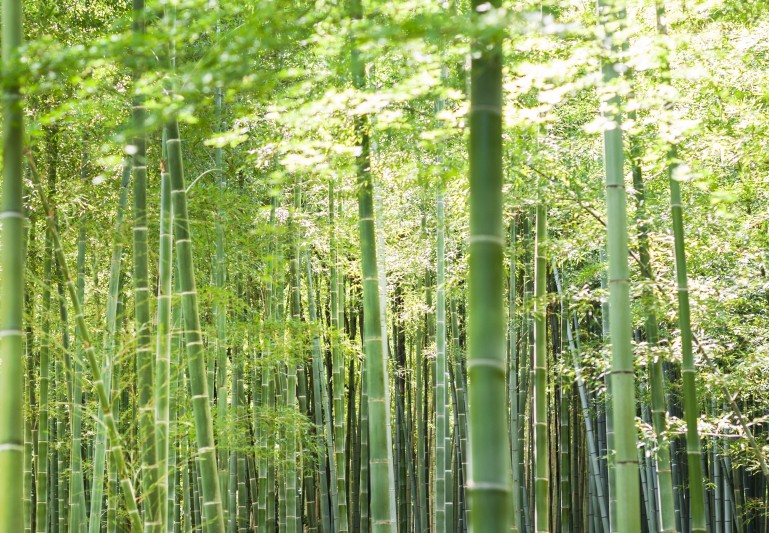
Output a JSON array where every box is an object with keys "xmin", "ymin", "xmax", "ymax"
[{"xmin": 2, "ymin": 0, "xmax": 769, "ymax": 532}]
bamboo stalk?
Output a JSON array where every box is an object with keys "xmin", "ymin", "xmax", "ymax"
[{"xmin": 0, "ymin": 0, "xmax": 25, "ymax": 527}]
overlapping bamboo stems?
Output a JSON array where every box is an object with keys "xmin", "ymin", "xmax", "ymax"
[
  {"xmin": 166, "ymin": 118, "xmax": 226, "ymax": 533},
  {"xmin": 630, "ymin": 140, "xmax": 676, "ymax": 532},
  {"xmin": 597, "ymin": 1, "xmax": 641, "ymax": 531},
  {"xmin": 0, "ymin": 0, "xmax": 25, "ymax": 528},
  {"xmin": 350, "ymin": 0, "xmax": 396, "ymax": 528},
  {"xmin": 88, "ymin": 162, "xmax": 130, "ymax": 533},
  {"xmin": 466, "ymin": 0, "xmax": 512, "ymax": 525},
  {"xmin": 28, "ymin": 155, "xmax": 143, "ymax": 532},
  {"xmin": 329, "ymin": 181, "xmax": 350, "ymax": 532},
  {"xmin": 307, "ymin": 247, "xmax": 340, "ymax": 533},
  {"xmin": 553, "ymin": 264, "xmax": 609, "ymax": 533}
]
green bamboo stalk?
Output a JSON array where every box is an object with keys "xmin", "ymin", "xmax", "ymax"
[
  {"xmin": 68, "ymin": 224, "xmax": 87, "ymax": 533},
  {"xmin": 558, "ymin": 350, "xmax": 571, "ymax": 533},
  {"xmin": 533, "ymin": 204, "xmax": 548, "ymax": 533},
  {"xmin": 359, "ymin": 354, "xmax": 370, "ymax": 532},
  {"xmin": 0, "ymin": 0, "xmax": 25, "ymax": 527},
  {"xmin": 168, "ymin": 302, "xmax": 182, "ymax": 533},
  {"xmin": 631, "ymin": 142, "xmax": 676, "ymax": 533},
  {"xmin": 350, "ymin": 0, "xmax": 396, "ymax": 528},
  {"xmin": 414, "ymin": 221, "xmax": 428, "ymax": 533},
  {"xmin": 107, "ymin": 276, "xmax": 126, "ymax": 533},
  {"xmin": 598, "ymin": 248, "xmax": 615, "ymax": 533},
  {"xmin": 36, "ymin": 131, "xmax": 56, "ymax": 533},
  {"xmin": 651, "ymin": 3, "xmax": 706, "ymax": 529},
  {"xmin": 668, "ymin": 157, "xmax": 707, "ymax": 532},
  {"xmin": 257, "ymin": 201, "xmax": 277, "ymax": 533},
  {"xmin": 449, "ymin": 298, "xmax": 468, "ymax": 531},
  {"xmin": 166, "ymin": 119, "xmax": 226, "ymax": 533},
  {"xmin": 519, "ymin": 214, "xmax": 533, "ymax": 533},
  {"xmin": 435, "ymin": 185, "xmax": 448, "ymax": 533},
  {"xmin": 55, "ymin": 250, "xmax": 72, "ymax": 533},
  {"xmin": 235, "ymin": 358, "xmax": 248, "ymax": 532},
  {"xmin": 329, "ymin": 181, "xmax": 350, "ymax": 532},
  {"xmin": 36, "ymin": 244, "xmax": 51, "ymax": 533},
  {"xmin": 349, "ymin": 354, "xmax": 361, "ymax": 533},
  {"xmin": 211, "ymin": 0, "xmax": 229, "ymax": 516},
  {"xmin": 598, "ymin": 2, "xmax": 640, "ymax": 531},
  {"xmin": 466, "ymin": 0, "xmax": 512, "ymax": 524},
  {"xmin": 373, "ymin": 170, "xmax": 398, "ymax": 529},
  {"xmin": 70, "ymin": 153, "xmax": 89, "ymax": 533},
  {"xmin": 508, "ymin": 219, "xmax": 522, "ymax": 533},
  {"xmin": 131, "ymin": 1, "xmax": 159, "ymax": 527},
  {"xmin": 28, "ymin": 156, "xmax": 143, "ymax": 532},
  {"xmin": 156, "ymin": 132, "xmax": 174, "ymax": 533},
  {"xmin": 24, "ymin": 265, "xmax": 35, "ymax": 533},
  {"xmin": 286, "ymin": 181, "xmax": 301, "ymax": 533},
  {"xmin": 89, "ymin": 163, "xmax": 131, "ymax": 533}
]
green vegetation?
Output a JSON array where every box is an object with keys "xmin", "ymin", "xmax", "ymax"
[{"xmin": 3, "ymin": 0, "xmax": 769, "ymax": 531}]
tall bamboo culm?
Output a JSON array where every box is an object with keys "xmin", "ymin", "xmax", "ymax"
[
  {"xmin": 329, "ymin": 181, "xmax": 349, "ymax": 532},
  {"xmin": 350, "ymin": 0, "xmax": 397, "ymax": 529},
  {"xmin": 166, "ymin": 119, "xmax": 226, "ymax": 533},
  {"xmin": 156, "ymin": 131, "xmax": 174, "ymax": 532},
  {"xmin": 435, "ymin": 185, "xmax": 448, "ymax": 533},
  {"xmin": 131, "ymin": 0, "xmax": 160, "ymax": 528},
  {"xmin": 654, "ymin": 3, "xmax": 706, "ymax": 529},
  {"xmin": 533, "ymin": 204, "xmax": 548, "ymax": 533},
  {"xmin": 0, "ymin": 0, "xmax": 25, "ymax": 530},
  {"xmin": 466, "ymin": 0, "xmax": 512, "ymax": 527},
  {"xmin": 598, "ymin": 1, "xmax": 641, "ymax": 532}
]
